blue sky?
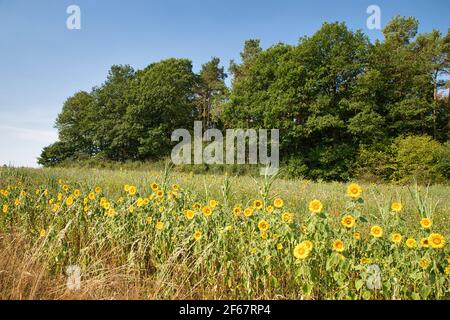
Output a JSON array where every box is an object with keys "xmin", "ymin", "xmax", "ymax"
[{"xmin": 1, "ymin": 0, "xmax": 449, "ymax": 167}]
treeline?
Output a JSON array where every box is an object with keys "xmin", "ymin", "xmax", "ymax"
[{"xmin": 39, "ymin": 16, "xmax": 450, "ymax": 182}]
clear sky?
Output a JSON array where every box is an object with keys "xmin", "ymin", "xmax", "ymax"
[{"xmin": 1, "ymin": 0, "xmax": 449, "ymax": 167}]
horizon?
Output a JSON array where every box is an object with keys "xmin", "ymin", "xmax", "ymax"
[{"xmin": 1, "ymin": 0, "xmax": 449, "ymax": 168}]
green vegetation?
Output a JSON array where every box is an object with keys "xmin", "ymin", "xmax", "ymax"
[{"xmin": 39, "ymin": 16, "xmax": 450, "ymax": 182}]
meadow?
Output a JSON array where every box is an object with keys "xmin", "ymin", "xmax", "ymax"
[{"xmin": 0, "ymin": 166, "xmax": 448, "ymax": 300}]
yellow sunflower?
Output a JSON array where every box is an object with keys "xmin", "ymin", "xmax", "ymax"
[
  {"xmin": 445, "ymin": 267, "xmax": 450, "ymax": 275},
  {"xmin": 202, "ymin": 206, "xmax": 212, "ymax": 217},
  {"xmin": 155, "ymin": 221, "xmax": 164, "ymax": 230},
  {"xmin": 308, "ymin": 199, "xmax": 323, "ymax": 214},
  {"xmin": 332, "ymin": 239, "xmax": 345, "ymax": 252},
  {"xmin": 353, "ymin": 232, "xmax": 361, "ymax": 240},
  {"xmin": 420, "ymin": 218, "xmax": 432, "ymax": 229},
  {"xmin": 391, "ymin": 233, "xmax": 402, "ymax": 244},
  {"xmin": 346, "ymin": 183, "xmax": 362, "ymax": 198},
  {"xmin": 282, "ymin": 212, "xmax": 293, "ymax": 223},
  {"xmin": 293, "ymin": 243, "xmax": 310, "ymax": 260},
  {"xmin": 258, "ymin": 220, "xmax": 269, "ymax": 232},
  {"xmin": 341, "ymin": 214, "xmax": 356, "ymax": 229},
  {"xmin": 391, "ymin": 202, "xmax": 402, "ymax": 213},
  {"xmin": 405, "ymin": 238, "xmax": 417, "ymax": 248},
  {"xmin": 151, "ymin": 183, "xmax": 159, "ymax": 191},
  {"xmin": 184, "ymin": 209, "xmax": 195, "ymax": 220},
  {"xmin": 266, "ymin": 205, "xmax": 274, "ymax": 214},
  {"xmin": 193, "ymin": 230, "xmax": 202, "ymax": 241},
  {"xmin": 233, "ymin": 206, "xmax": 242, "ymax": 217},
  {"xmin": 428, "ymin": 233, "xmax": 445, "ymax": 249},
  {"xmin": 420, "ymin": 238, "xmax": 430, "ymax": 248},
  {"xmin": 273, "ymin": 197, "xmax": 284, "ymax": 208},
  {"xmin": 419, "ymin": 258, "xmax": 430, "ymax": 269},
  {"xmin": 370, "ymin": 225, "xmax": 383, "ymax": 238},
  {"xmin": 244, "ymin": 207, "xmax": 254, "ymax": 217},
  {"xmin": 253, "ymin": 199, "xmax": 263, "ymax": 210}
]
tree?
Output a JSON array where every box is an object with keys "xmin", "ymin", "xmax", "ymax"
[{"xmin": 196, "ymin": 57, "xmax": 228, "ymax": 129}]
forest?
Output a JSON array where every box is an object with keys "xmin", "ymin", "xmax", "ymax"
[{"xmin": 38, "ymin": 16, "xmax": 450, "ymax": 182}]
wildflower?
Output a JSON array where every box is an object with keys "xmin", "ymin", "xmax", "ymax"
[
  {"xmin": 244, "ymin": 207, "xmax": 253, "ymax": 218},
  {"xmin": 266, "ymin": 205, "xmax": 274, "ymax": 214},
  {"xmin": 62, "ymin": 185, "xmax": 69, "ymax": 192},
  {"xmin": 172, "ymin": 184, "xmax": 179, "ymax": 192},
  {"xmin": 370, "ymin": 225, "xmax": 383, "ymax": 238},
  {"xmin": 232, "ymin": 206, "xmax": 241, "ymax": 217},
  {"xmin": 445, "ymin": 267, "xmax": 450, "ymax": 276},
  {"xmin": 347, "ymin": 183, "xmax": 362, "ymax": 198},
  {"xmin": 192, "ymin": 203, "xmax": 201, "ymax": 211},
  {"xmin": 193, "ymin": 230, "xmax": 202, "ymax": 241},
  {"xmin": 202, "ymin": 206, "xmax": 212, "ymax": 217},
  {"xmin": 420, "ymin": 218, "xmax": 432, "ymax": 229},
  {"xmin": 260, "ymin": 232, "xmax": 268, "ymax": 240},
  {"xmin": 420, "ymin": 238, "xmax": 430, "ymax": 248},
  {"xmin": 406, "ymin": 238, "xmax": 417, "ymax": 248},
  {"xmin": 341, "ymin": 215, "xmax": 356, "ymax": 229},
  {"xmin": 106, "ymin": 208, "xmax": 115, "ymax": 218},
  {"xmin": 128, "ymin": 186, "xmax": 137, "ymax": 196},
  {"xmin": 39, "ymin": 229, "xmax": 46, "ymax": 238},
  {"xmin": 146, "ymin": 216, "xmax": 153, "ymax": 224},
  {"xmin": 258, "ymin": 220, "xmax": 269, "ymax": 232},
  {"xmin": 353, "ymin": 232, "xmax": 361, "ymax": 240},
  {"xmin": 282, "ymin": 212, "xmax": 293, "ymax": 223},
  {"xmin": 95, "ymin": 187, "xmax": 102, "ymax": 194},
  {"xmin": 2, "ymin": 204, "xmax": 8, "ymax": 214},
  {"xmin": 52, "ymin": 203, "xmax": 60, "ymax": 213},
  {"xmin": 88, "ymin": 192, "xmax": 95, "ymax": 200},
  {"xmin": 128, "ymin": 205, "xmax": 135, "ymax": 213},
  {"xmin": 391, "ymin": 202, "xmax": 402, "ymax": 213},
  {"xmin": 332, "ymin": 239, "xmax": 345, "ymax": 252},
  {"xmin": 66, "ymin": 196, "xmax": 74, "ymax": 206},
  {"xmin": 156, "ymin": 190, "xmax": 164, "ymax": 198},
  {"xmin": 158, "ymin": 206, "xmax": 165, "ymax": 213},
  {"xmin": 209, "ymin": 200, "xmax": 219, "ymax": 209},
  {"xmin": 184, "ymin": 209, "xmax": 195, "ymax": 220},
  {"xmin": 155, "ymin": 221, "xmax": 164, "ymax": 230},
  {"xmin": 151, "ymin": 183, "xmax": 159, "ymax": 191},
  {"xmin": 137, "ymin": 198, "xmax": 145, "ymax": 207},
  {"xmin": 253, "ymin": 199, "xmax": 263, "ymax": 210},
  {"xmin": 419, "ymin": 258, "xmax": 430, "ymax": 269},
  {"xmin": 14, "ymin": 198, "xmax": 20, "ymax": 207},
  {"xmin": 308, "ymin": 199, "xmax": 323, "ymax": 214},
  {"xmin": 428, "ymin": 233, "xmax": 445, "ymax": 249},
  {"xmin": 391, "ymin": 233, "xmax": 402, "ymax": 244},
  {"xmin": 73, "ymin": 189, "xmax": 80, "ymax": 197},
  {"xmin": 293, "ymin": 243, "xmax": 310, "ymax": 260},
  {"xmin": 276, "ymin": 243, "xmax": 283, "ymax": 250},
  {"xmin": 360, "ymin": 257, "xmax": 371, "ymax": 265},
  {"xmin": 273, "ymin": 198, "xmax": 284, "ymax": 208},
  {"xmin": 303, "ymin": 240, "xmax": 313, "ymax": 251}
]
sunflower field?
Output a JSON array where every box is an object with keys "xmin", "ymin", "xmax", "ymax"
[{"xmin": 0, "ymin": 166, "xmax": 448, "ymax": 300}]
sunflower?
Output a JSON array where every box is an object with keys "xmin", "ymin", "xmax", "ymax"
[
  {"xmin": 94, "ymin": 187, "xmax": 102, "ymax": 194},
  {"xmin": 293, "ymin": 243, "xmax": 310, "ymax": 260},
  {"xmin": 192, "ymin": 202, "xmax": 201, "ymax": 211},
  {"xmin": 146, "ymin": 216, "xmax": 153, "ymax": 224},
  {"xmin": 155, "ymin": 221, "xmax": 164, "ymax": 230},
  {"xmin": 445, "ymin": 267, "xmax": 450, "ymax": 276},
  {"xmin": 88, "ymin": 192, "xmax": 95, "ymax": 201},
  {"xmin": 66, "ymin": 196, "xmax": 74, "ymax": 206},
  {"xmin": 273, "ymin": 198, "xmax": 284, "ymax": 208},
  {"xmin": 253, "ymin": 199, "xmax": 263, "ymax": 210},
  {"xmin": 308, "ymin": 199, "xmax": 323, "ymax": 214},
  {"xmin": 266, "ymin": 205, "xmax": 274, "ymax": 214},
  {"xmin": 360, "ymin": 257, "xmax": 371, "ymax": 265},
  {"xmin": 123, "ymin": 184, "xmax": 130, "ymax": 192},
  {"xmin": 419, "ymin": 258, "xmax": 430, "ymax": 269},
  {"xmin": 106, "ymin": 208, "xmax": 115, "ymax": 218},
  {"xmin": 406, "ymin": 238, "xmax": 417, "ymax": 248},
  {"xmin": 151, "ymin": 183, "xmax": 159, "ymax": 191},
  {"xmin": 276, "ymin": 243, "xmax": 283, "ymax": 250},
  {"xmin": 346, "ymin": 183, "xmax": 362, "ymax": 198},
  {"xmin": 353, "ymin": 232, "xmax": 361, "ymax": 240},
  {"xmin": 420, "ymin": 218, "xmax": 432, "ymax": 229},
  {"xmin": 391, "ymin": 233, "xmax": 402, "ymax": 244},
  {"xmin": 258, "ymin": 220, "xmax": 269, "ymax": 232},
  {"xmin": 202, "ymin": 206, "xmax": 212, "ymax": 217},
  {"xmin": 428, "ymin": 233, "xmax": 445, "ymax": 249},
  {"xmin": 2, "ymin": 204, "xmax": 8, "ymax": 214},
  {"xmin": 282, "ymin": 212, "xmax": 293, "ymax": 223},
  {"xmin": 128, "ymin": 186, "xmax": 137, "ymax": 196},
  {"xmin": 156, "ymin": 190, "xmax": 164, "ymax": 198},
  {"xmin": 420, "ymin": 238, "xmax": 430, "ymax": 248},
  {"xmin": 209, "ymin": 199, "xmax": 218, "ymax": 209},
  {"xmin": 370, "ymin": 225, "xmax": 383, "ymax": 238},
  {"xmin": 447, "ymin": 257, "xmax": 450, "ymax": 264},
  {"xmin": 260, "ymin": 232, "xmax": 268, "ymax": 240},
  {"xmin": 391, "ymin": 202, "xmax": 402, "ymax": 213},
  {"xmin": 232, "ymin": 206, "xmax": 242, "ymax": 217},
  {"xmin": 341, "ymin": 215, "xmax": 356, "ymax": 229},
  {"xmin": 171, "ymin": 184, "xmax": 179, "ymax": 192},
  {"xmin": 332, "ymin": 239, "xmax": 345, "ymax": 252},
  {"xmin": 193, "ymin": 230, "xmax": 202, "ymax": 241},
  {"xmin": 39, "ymin": 229, "xmax": 46, "ymax": 238},
  {"xmin": 244, "ymin": 207, "xmax": 253, "ymax": 217},
  {"xmin": 73, "ymin": 189, "xmax": 80, "ymax": 198},
  {"xmin": 184, "ymin": 209, "xmax": 195, "ymax": 220},
  {"xmin": 302, "ymin": 240, "xmax": 314, "ymax": 251}
]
